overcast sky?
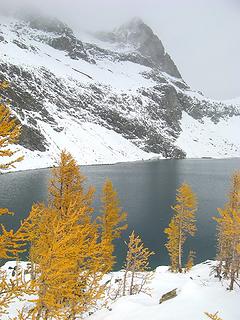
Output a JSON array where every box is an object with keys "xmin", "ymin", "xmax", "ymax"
[{"xmin": 2, "ymin": 0, "xmax": 240, "ymax": 100}]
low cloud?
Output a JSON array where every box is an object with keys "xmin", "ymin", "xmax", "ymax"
[{"xmin": 1, "ymin": 0, "xmax": 240, "ymax": 99}]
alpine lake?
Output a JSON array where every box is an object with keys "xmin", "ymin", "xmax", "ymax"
[{"xmin": 0, "ymin": 158, "xmax": 240, "ymax": 270}]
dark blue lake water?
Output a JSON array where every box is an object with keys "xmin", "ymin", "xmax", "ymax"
[{"xmin": 0, "ymin": 158, "xmax": 239, "ymax": 269}]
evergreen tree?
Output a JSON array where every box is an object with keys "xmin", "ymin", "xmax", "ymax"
[
  {"xmin": 0, "ymin": 81, "xmax": 23, "ymax": 171},
  {"xmin": 165, "ymin": 183, "xmax": 197, "ymax": 272},
  {"xmin": 98, "ymin": 178, "xmax": 127, "ymax": 273}
]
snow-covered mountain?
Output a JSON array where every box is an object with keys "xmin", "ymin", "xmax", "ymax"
[{"xmin": 0, "ymin": 12, "xmax": 239, "ymax": 170}]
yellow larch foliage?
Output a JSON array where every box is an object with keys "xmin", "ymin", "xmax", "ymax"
[
  {"xmin": 0, "ymin": 80, "xmax": 26, "ymax": 316},
  {"xmin": 9, "ymin": 308, "xmax": 29, "ymax": 320},
  {"xmin": 185, "ymin": 250, "xmax": 195, "ymax": 272},
  {"xmin": 0, "ymin": 270, "xmax": 19, "ymax": 315},
  {"xmin": 0, "ymin": 208, "xmax": 14, "ymax": 259},
  {"xmin": 48, "ymin": 150, "xmax": 95, "ymax": 220},
  {"xmin": 123, "ymin": 231, "xmax": 154, "ymax": 296},
  {"xmin": 98, "ymin": 178, "xmax": 128, "ymax": 273},
  {"xmin": 0, "ymin": 264, "xmax": 34, "ymax": 317},
  {"xmin": 0, "ymin": 81, "xmax": 23, "ymax": 171},
  {"xmin": 0, "ymin": 203, "xmax": 25, "ymax": 267},
  {"xmin": 228, "ymin": 171, "xmax": 240, "ymax": 210},
  {"xmin": 214, "ymin": 171, "xmax": 240, "ymax": 290},
  {"xmin": 215, "ymin": 219, "xmax": 232, "ymax": 278},
  {"xmin": 28, "ymin": 206, "xmax": 103, "ymax": 319},
  {"xmin": 164, "ymin": 217, "xmax": 179, "ymax": 272},
  {"xmin": 165, "ymin": 183, "xmax": 197, "ymax": 272},
  {"xmin": 215, "ymin": 207, "xmax": 240, "ymax": 290},
  {"xmin": 0, "ymin": 225, "xmax": 26, "ymax": 260},
  {"xmin": 15, "ymin": 151, "xmax": 105, "ymax": 319},
  {"xmin": 205, "ymin": 312, "xmax": 223, "ymax": 320}
]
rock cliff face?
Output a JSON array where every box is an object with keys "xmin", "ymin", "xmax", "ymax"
[
  {"xmin": 0, "ymin": 13, "xmax": 239, "ymax": 170},
  {"xmin": 95, "ymin": 17, "xmax": 181, "ymax": 78}
]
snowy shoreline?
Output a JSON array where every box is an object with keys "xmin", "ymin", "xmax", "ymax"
[{"xmin": 2, "ymin": 155, "xmax": 240, "ymax": 175}]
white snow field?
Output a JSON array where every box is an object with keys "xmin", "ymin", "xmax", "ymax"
[
  {"xmin": 6, "ymin": 121, "xmax": 156, "ymax": 172},
  {"xmin": 1, "ymin": 260, "xmax": 239, "ymax": 319},
  {"xmin": 176, "ymin": 112, "xmax": 240, "ymax": 158},
  {"xmin": 89, "ymin": 260, "xmax": 239, "ymax": 320}
]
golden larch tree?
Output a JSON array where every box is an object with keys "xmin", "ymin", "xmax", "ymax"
[
  {"xmin": 214, "ymin": 171, "xmax": 240, "ymax": 290},
  {"xmin": 164, "ymin": 217, "xmax": 179, "ymax": 272},
  {"xmin": 15, "ymin": 151, "xmax": 105, "ymax": 319},
  {"xmin": 98, "ymin": 178, "xmax": 127, "ymax": 273},
  {"xmin": 27, "ymin": 206, "xmax": 103, "ymax": 319},
  {"xmin": 123, "ymin": 231, "xmax": 154, "ymax": 296},
  {"xmin": 0, "ymin": 81, "xmax": 23, "ymax": 171},
  {"xmin": 165, "ymin": 183, "xmax": 197, "ymax": 272},
  {"xmin": 215, "ymin": 207, "xmax": 240, "ymax": 290},
  {"xmin": 48, "ymin": 150, "xmax": 95, "ymax": 218}
]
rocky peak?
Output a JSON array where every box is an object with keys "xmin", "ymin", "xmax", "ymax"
[
  {"xmin": 96, "ymin": 17, "xmax": 181, "ymax": 78},
  {"xmin": 115, "ymin": 17, "xmax": 161, "ymax": 48}
]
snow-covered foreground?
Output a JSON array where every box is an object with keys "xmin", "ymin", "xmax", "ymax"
[
  {"xmin": 2, "ymin": 260, "xmax": 239, "ymax": 319},
  {"xmin": 90, "ymin": 260, "xmax": 239, "ymax": 320}
]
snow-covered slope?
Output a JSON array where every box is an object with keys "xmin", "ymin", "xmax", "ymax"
[
  {"xmin": 177, "ymin": 112, "xmax": 240, "ymax": 158},
  {"xmin": 2, "ymin": 260, "xmax": 240, "ymax": 319},
  {"xmin": 89, "ymin": 261, "xmax": 240, "ymax": 320},
  {"xmin": 0, "ymin": 13, "xmax": 239, "ymax": 170}
]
